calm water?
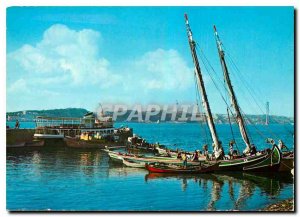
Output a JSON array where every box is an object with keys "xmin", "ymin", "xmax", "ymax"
[{"xmin": 6, "ymin": 122, "xmax": 294, "ymax": 211}]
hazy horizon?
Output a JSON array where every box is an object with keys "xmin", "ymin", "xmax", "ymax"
[{"xmin": 6, "ymin": 106, "xmax": 294, "ymax": 118}]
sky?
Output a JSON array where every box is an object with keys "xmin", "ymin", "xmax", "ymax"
[{"xmin": 6, "ymin": 6, "xmax": 294, "ymax": 117}]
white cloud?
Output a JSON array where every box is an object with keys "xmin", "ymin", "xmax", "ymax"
[
  {"xmin": 128, "ymin": 48, "xmax": 193, "ymax": 91},
  {"xmin": 7, "ymin": 78, "xmax": 30, "ymax": 94},
  {"xmin": 7, "ymin": 24, "xmax": 195, "ymax": 111},
  {"xmin": 8, "ymin": 24, "xmax": 118, "ymax": 87}
]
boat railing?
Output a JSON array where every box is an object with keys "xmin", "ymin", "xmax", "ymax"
[{"xmin": 35, "ymin": 116, "xmax": 113, "ymax": 129}]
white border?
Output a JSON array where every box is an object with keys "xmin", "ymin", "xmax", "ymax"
[{"xmin": 1, "ymin": 0, "xmax": 298, "ymax": 216}]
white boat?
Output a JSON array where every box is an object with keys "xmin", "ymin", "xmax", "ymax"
[
  {"xmin": 108, "ymin": 151, "xmax": 125, "ymax": 162},
  {"xmin": 106, "ymin": 150, "xmax": 142, "ymax": 162},
  {"xmin": 123, "ymin": 158, "xmax": 145, "ymax": 168}
]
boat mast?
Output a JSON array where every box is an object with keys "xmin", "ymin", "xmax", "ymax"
[
  {"xmin": 213, "ymin": 25, "xmax": 251, "ymax": 153},
  {"xmin": 184, "ymin": 14, "xmax": 223, "ymax": 159}
]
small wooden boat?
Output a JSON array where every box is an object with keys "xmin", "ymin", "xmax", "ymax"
[
  {"xmin": 210, "ymin": 145, "xmax": 281, "ymax": 172},
  {"xmin": 127, "ymin": 135, "xmax": 156, "ymax": 152},
  {"xmin": 243, "ymin": 145, "xmax": 281, "ymax": 172},
  {"xmin": 120, "ymin": 154, "xmax": 202, "ymax": 166},
  {"xmin": 123, "ymin": 158, "xmax": 145, "ymax": 168},
  {"xmin": 106, "ymin": 150, "xmax": 144, "ymax": 162},
  {"xmin": 145, "ymin": 162, "xmax": 220, "ymax": 174},
  {"xmin": 155, "ymin": 146, "xmax": 182, "ymax": 157}
]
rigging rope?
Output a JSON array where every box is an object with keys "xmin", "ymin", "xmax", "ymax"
[
  {"xmin": 193, "ymin": 71, "xmax": 209, "ymax": 145},
  {"xmin": 226, "ymin": 107, "xmax": 240, "ymax": 153},
  {"xmin": 224, "ymin": 48, "xmax": 293, "ymax": 137},
  {"xmin": 196, "ymin": 46, "xmax": 242, "ymax": 129},
  {"xmin": 196, "ymin": 43, "xmax": 270, "ymax": 149},
  {"xmin": 239, "ymin": 108, "xmax": 268, "ymax": 141}
]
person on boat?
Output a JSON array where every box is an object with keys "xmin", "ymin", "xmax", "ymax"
[
  {"xmin": 166, "ymin": 149, "xmax": 172, "ymax": 158},
  {"xmin": 278, "ymin": 139, "xmax": 288, "ymax": 151},
  {"xmin": 15, "ymin": 120, "xmax": 20, "ymax": 129},
  {"xmin": 250, "ymin": 144, "xmax": 257, "ymax": 155},
  {"xmin": 228, "ymin": 140, "xmax": 235, "ymax": 159},
  {"xmin": 177, "ymin": 152, "xmax": 182, "ymax": 159},
  {"xmin": 203, "ymin": 144, "xmax": 209, "ymax": 158},
  {"xmin": 192, "ymin": 150, "xmax": 199, "ymax": 161},
  {"xmin": 182, "ymin": 152, "xmax": 187, "ymax": 168}
]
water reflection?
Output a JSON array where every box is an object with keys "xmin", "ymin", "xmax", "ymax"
[
  {"xmin": 7, "ymin": 147, "xmax": 148, "ymax": 179},
  {"xmin": 207, "ymin": 177, "xmax": 224, "ymax": 211},
  {"xmin": 7, "ymin": 147, "xmax": 294, "ymax": 211},
  {"xmin": 144, "ymin": 172, "xmax": 293, "ymax": 211}
]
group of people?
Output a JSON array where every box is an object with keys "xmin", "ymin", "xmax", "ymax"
[
  {"xmin": 163, "ymin": 137, "xmax": 287, "ymax": 168},
  {"xmin": 176, "ymin": 150, "xmax": 201, "ymax": 168}
]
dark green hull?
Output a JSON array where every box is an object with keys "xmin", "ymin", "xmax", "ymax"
[{"xmin": 214, "ymin": 145, "xmax": 281, "ymax": 172}]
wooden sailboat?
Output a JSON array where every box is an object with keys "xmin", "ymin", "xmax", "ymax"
[
  {"xmin": 145, "ymin": 162, "xmax": 220, "ymax": 174},
  {"xmin": 184, "ymin": 14, "xmax": 281, "ymax": 172},
  {"xmin": 120, "ymin": 154, "xmax": 202, "ymax": 166}
]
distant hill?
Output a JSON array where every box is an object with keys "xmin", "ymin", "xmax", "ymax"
[
  {"xmin": 6, "ymin": 108, "xmax": 294, "ymax": 124},
  {"xmin": 7, "ymin": 108, "xmax": 89, "ymax": 121}
]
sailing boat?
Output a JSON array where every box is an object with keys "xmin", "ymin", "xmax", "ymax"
[{"xmin": 184, "ymin": 14, "xmax": 281, "ymax": 172}]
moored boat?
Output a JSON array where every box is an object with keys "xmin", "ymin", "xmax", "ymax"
[
  {"xmin": 145, "ymin": 162, "xmax": 220, "ymax": 174},
  {"xmin": 123, "ymin": 158, "xmax": 145, "ymax": 168},
  {"xmin": 106, "ymin": 150, "xmax": 142, "ymax": 162},
  {"xmin": 209, "ymin": 145, "xmax": 281, "ymax": 172},
  {"xmin": 126, "ymin": 135, "xmax": 156, "ymax": 152},
  {"xmin": 34, "ymin": 113, "xmax": 133, "ymax": 147},
  {"xmin": 242, "ymin": 145, "xmax": 281, "ymax": 172},
  {"xmin": 119, "ymin": 154, "xmax": 202, "ymax": 166},
  {"xmin": 183, "ymin": 14, "xmax": 285, "ymax": 172}
]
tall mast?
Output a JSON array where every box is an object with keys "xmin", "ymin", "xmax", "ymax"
[
  {"xmin": 213, "ymin": 25, "xmax": 251, "ymax": 153},
  {"xmin": 184, "ymin": 14, "xmax": 223, "ymax": 159},
  {"xmin": 265, "ymin": 102, "xmax": 269, "ymax": 125}
]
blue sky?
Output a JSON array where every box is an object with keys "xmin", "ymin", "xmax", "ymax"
[{"xmin": 6, "ymin": 6, "xmax": 294, "ymax": 116}]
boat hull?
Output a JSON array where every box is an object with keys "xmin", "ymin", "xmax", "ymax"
[
  {"xmin": 145, "ymin": 162, "xmax": 219, "ymax": 174},
  {"xmin": 279, "ymin": 157, "xmax": 294, "ymax": 172},
  {"xmin": 120, "ymin": 155, "xmax": 201, "ymax": 166},
  {"xmin": 123, "ymin": 158, "xmax": 145, "ymax": 168},
  {"xmin": 214, "ymin": 145, "xmax": 281, "ymax": 172}
]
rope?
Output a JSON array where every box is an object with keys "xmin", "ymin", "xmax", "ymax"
[
  {"xmin": 227, "ymin": 107, "xmax": 240, "ymax": 153},
  {"xmin": 196, "ymin": 46, "xmax": 236, "ymax": 119},
  {"xmin": 225, "ymin": 48, "xmax": 293, "ymax": 137},
  {"xmin": 280, "ymin": 160, "xmax": 294, "ymax": 170},
  {"xmin": 193, "ymin": 70, "xmax": 209, "ymax": 145}
]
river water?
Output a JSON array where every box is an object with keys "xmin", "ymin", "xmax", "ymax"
[{"xmin": 6, "ymin": 122, "xmax": 294, "ymax": 211}]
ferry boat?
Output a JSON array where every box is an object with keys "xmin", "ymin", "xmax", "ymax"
[{"xmin": 34, "ymin": 112, "xmax": 133, "ymax": 147}]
